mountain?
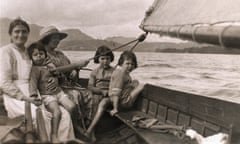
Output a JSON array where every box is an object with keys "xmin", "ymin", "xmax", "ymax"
[
  {"xmin": 105, "ymin": 35, "xmax": 240, "ymax": 54},
  {"xmin": 105, "ymin": 36, "xmax": 205, "ymax": 52},
  {"xmin": 62, "ymin": 29, "xmax": 94, "ymax": 41},
  {"xmin": 0, "ymin": 17, "xmax": 128, "ymax": 51},
  {"xmin": 105, "ymin": 36, "xmax": 136, "ymax": 44},
  {"xmin": 158, "ymin": 45, "xmax": 240, "ymax": 54},
  {"xmin": 2, "ymin": 17, "xmax": 240, "ymax": 54},
  {"xmin": 0, "ymin": 18, "xmax": 95, "ymax": 48}
]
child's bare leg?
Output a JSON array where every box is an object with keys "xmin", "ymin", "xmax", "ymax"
[
  {"xmin": 46, "ymin": 101, "xmax": 61, "ymax": 143},
  {"xmin": 110, "ymin": 96, "xmax": 119, "ymax": 116},
  {"xmin": 126, "ymin": 82, "xmax": 145, "ymax": 108},
  {"xmin": 59, "ymin": 96, "xmax": 82, "ymax": 133},
  {"xmin": 85, "ymin": 98, "xmax": 110, "ymax": 141}
]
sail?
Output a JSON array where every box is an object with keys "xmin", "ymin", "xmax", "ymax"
[{"xmin": 141, "ymin": 0, "xmax": 240, "ymax": 48}]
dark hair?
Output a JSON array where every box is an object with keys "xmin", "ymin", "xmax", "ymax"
[
  {"xmin": 117, "ymin": 51, "xmax": 138, "ymax": 69},
  {"xmin": 27, "ymin": 42, "xmax": 47, "ymax": 59},
  {"xmin": 93, "ymin": 45, "xmax": 114, "ymax": 63},
  {"xmin": 8, "ymin": 18, "xmax": 30, "ymax": 35}
]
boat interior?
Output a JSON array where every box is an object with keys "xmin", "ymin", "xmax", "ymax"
[{"xmin": 0, "ymin": 78, "xmax": 239, "ymax": 144}]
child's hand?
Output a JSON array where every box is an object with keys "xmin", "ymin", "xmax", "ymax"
[
  {"xmin": 110, "ymin": 109, "xmax": 118, "ymax": 116},
  {"xmin": 47, "ymin": 63, "xmax": 56, "ymax": 69}
]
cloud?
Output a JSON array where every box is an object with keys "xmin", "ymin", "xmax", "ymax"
[
  {"xmin": 0, "ymin": 0, "xmax": 155, "ymax": 39},
  {"xmin": 79, "ymin": 20, "xmax": 143, "ymax": 39}
]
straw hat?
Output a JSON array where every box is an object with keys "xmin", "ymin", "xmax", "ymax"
[{"xmin": 39, "ymin": 26, "xmax": 67, "ymax": 42}]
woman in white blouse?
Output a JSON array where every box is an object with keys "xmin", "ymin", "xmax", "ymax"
[{"xmin": 0, "ymin": 18, "xmax": 75, "ymax": 142}]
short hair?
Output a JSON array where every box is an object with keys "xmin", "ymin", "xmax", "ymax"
[
  {"xmin": 27, "ymin": 42, "xmax": 47, "ymax": 60},
  {"xmin": 8, "ymin": 18, "xmax": 30, "ymax": 35},
  {"xmin": 93, "ymin": 45, "xmax": 114, "ymax": 63},
  {"xmin": 117, "ymin": 51, "xmax": 138, "ymax": 69}
]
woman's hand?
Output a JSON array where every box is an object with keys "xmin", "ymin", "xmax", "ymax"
[
  {"xmin": 23, "ymin": 96, "xmax": 42, "ymax": 106},
  {"xmin": 82, "ymin": 59, "xmax": 90, "ymax": 67},
  {"xmin": 32, "ymin": 97, "xmax": 42, "ymax": 106},
  {"xmin": 69, "ymin": 69, "xmax": 78, "ymax": 79},
  {"xmin": 101, "ymin": 90, "xmax": 108, "ymax": 97}
]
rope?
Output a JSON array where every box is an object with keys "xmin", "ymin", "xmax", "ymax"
[
  {"xmin": 50, "ymin": 33, "xmax": 148, "ymax": 73},
  {"xmin": 89, "ymin": 32, "xmax": 148, "ymax": 61},
  {"xmin": 130, "ymin": 33, "xmax": 148, "ymax": 51}
]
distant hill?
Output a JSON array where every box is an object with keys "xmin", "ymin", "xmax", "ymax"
[
  {"xmin": 0, "ymin": 18, "xmax": 130, "ymax": 51},
  {"xmin": 62, "ymin": 29, "xmax": 94, "ymax": 41},
  {"xmin": 158, "ymin": 45, "xmax": 240, "ymax": 54},
  {"xmin": 58, "ymin": 39, "xmax": 131, "ymax": 51},
  {"xmin": 0, "ymin": 18, "xmax": 97, "ymax": 49},
  {"xmin": 105, "ymin": 36, "xmax": 206, "ymax": 52},
  {"xmin": 105, "ymin": 36, "xmax": 136, "ymax": 44},
  {"xmin": 105, "ymin": 35, "xmax": 240, "ymax": 54},
  {"xmin": 2, "ymin": 17, "xmax": 240, "ymax": 54}
]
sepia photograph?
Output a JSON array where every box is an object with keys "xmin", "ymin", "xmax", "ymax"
[{"xmin": 0, "ymin": 0, "xmax": 240, "ymax": 143}]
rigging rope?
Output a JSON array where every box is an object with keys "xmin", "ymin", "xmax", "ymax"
[
  {"xmin": 50, "ymin": 33, "xmax": 148, "ymax": 73},
  {"xmin": 89, "ymin": 32, "xmax": 148, "ymax": 60}
]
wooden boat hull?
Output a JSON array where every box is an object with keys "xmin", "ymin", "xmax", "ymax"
[{"xmin": 1, "ymin": 79, "xmax": 239, "ymax": 143}]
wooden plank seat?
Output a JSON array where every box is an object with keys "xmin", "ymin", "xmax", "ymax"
[{"xmin": 115, "ymin": 110, "xmax": 190, "ymax": 144}]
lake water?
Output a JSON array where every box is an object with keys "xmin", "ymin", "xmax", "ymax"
[{"xmin": 64, "ymin": 51, "xmax": 240, "ymax": 104}]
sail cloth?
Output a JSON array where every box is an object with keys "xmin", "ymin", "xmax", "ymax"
[{"xmin": 140, "ymin": 0, "xmax": 240, "ymax": 48}]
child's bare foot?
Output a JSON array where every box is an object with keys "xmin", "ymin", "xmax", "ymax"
[
  {"xmin": 91, "ymin": 132, "xmax": 96, "ymax": 142},
  {"xmin": 110, "ymin": 109, "xmax": 118, "ymax": 116},
  {"xmin": 52, "ymin": 135, "xmax": 60, "ymax": 143}
]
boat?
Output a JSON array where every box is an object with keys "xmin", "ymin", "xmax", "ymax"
[
  {"xmin": 1, "ymin": 0, "xmax": 240, "ymax": 143},
  {"xmin": 1, "ymin": 78, "xmax": 239, "ymax": 144}
]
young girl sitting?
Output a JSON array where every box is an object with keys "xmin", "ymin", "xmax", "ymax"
[
  {"xmin": 85, "ymin": 51, "xmax": 144, "ymax": 141},
  {"xmin": 108, "ymin": 50, "xmax": 144, "ymax": 115},
  {"xmin": 27, "ymin": 42, "xmax": 76, "ymax": 143},
  {"xmin": 87, "ymin": 45, "xmax": 115, "ymax": 120}
]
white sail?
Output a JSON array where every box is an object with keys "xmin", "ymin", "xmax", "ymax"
[{"xmin": 143, "ymin": 0, "xmax": 240, "ymax": 26}]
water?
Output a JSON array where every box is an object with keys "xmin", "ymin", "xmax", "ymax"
[{"xmin": 64, "ymin": 51, "xmax": 240, "ymax": 104}]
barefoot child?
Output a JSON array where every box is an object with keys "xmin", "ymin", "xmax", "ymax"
[
  {"xmin": 88, "ymin": 45, "xmax": 115, "ymax": 119},
  {"xmin": 82, "ymin": 46, "xmax": 114, "ymax": 141},
  {"xmin": 27, "ymin": 42, "xmax": 76, "ymax": 143},
  {"xmin": 85, "ymin": 51, "xmax": 144, "ymax": 141},
  {"xmin": 108, "ymin": 50, "xmax": 144, "ymax": 115}
]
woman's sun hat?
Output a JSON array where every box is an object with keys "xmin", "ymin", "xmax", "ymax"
[{"xmin": 39, "ymin": 26, "xmax": 67, "ymax": 43}]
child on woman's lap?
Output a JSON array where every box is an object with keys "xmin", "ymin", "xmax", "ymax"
[{"xmin": 27, "ymin": 42, "xmax": 76, "ymax": 143}]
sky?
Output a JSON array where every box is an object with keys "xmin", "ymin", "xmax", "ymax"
[{"xmin": 0, "ymin": 0, "xmax": 183, "ymax": 42}]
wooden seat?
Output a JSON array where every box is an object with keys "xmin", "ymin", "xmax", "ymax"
[{"xmin": 115, "ymin": 110, "xmax": 190, "ymax": 144}]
